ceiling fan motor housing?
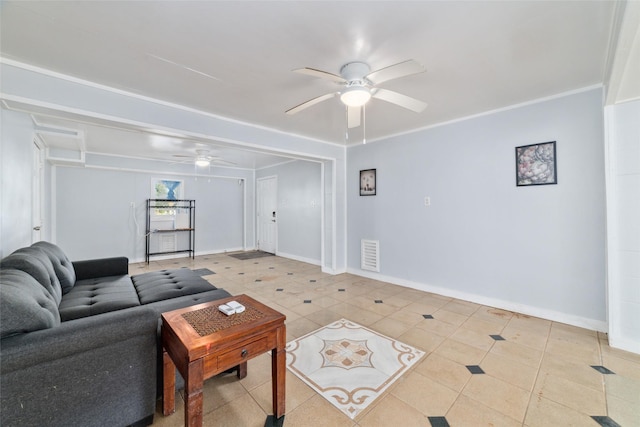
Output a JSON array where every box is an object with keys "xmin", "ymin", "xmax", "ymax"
[{"xmin": 340, "ymin": 62, "xmax": 371, "ymax": 83}]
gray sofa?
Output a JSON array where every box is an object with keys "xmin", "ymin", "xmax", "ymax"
[{"xmin": 0, "ymin": 241, "xmax": 231, "ymax": 427}]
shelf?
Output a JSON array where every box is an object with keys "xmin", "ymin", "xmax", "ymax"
[{"xmin": 146, "ymin": 199, "xmax": 195, "ymax": 263}]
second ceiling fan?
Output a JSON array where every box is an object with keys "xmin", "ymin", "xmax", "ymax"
[{"xmin": 286, "ymin": 59, "xmax": 428, "ymax": 128}]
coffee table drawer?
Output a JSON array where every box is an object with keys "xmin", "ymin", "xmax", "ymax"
[{"xmin": 218, "ymin": 337, "xmax": 269, "ymax": 368}]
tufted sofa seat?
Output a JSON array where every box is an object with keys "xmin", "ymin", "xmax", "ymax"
[{"xmin": 0, "ymin": 241, "xmax": 231, "ymax": 427}]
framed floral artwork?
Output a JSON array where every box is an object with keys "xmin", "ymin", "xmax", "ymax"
[
  {"xmin": 360, "ymin": 169, "xmax": 376, "ymax": 196},
  {"xmin": 515, "ymin": 141, "xmax": 557, "ymax": 186}
]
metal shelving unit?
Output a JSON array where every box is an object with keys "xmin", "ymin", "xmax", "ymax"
[{"xmin": 146, "ymin": 199, "xmax": 195, "ymax": 263}]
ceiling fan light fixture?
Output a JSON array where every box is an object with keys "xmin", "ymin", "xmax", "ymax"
[
  {"xmin": 195, "ymin": 157, "xmax": 210, "ymax": 167},
  {"xmin": 340, "ymin": 86, "xmax": 371, "ymax": 107}
]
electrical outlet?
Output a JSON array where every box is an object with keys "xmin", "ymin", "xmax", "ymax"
[{"xmin": 424, "ymin": 197, "xmax": 431, "ymax": 206}]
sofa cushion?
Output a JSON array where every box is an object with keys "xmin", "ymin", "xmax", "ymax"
[
  {"xmin": 58, "ymin": 275, "xmax": 141, "ymax": 321},
  {"xmin": 132, "ymin": 269, "xmax": 217, "ymax": 305},
  {"xmin": 31, "ymin": 241, "xmax": 76, "ymax": 294},
  {"xmin": 0, "ymin": 248, "xmax": 63, "ymax": 305},
  {"xmin": 0, "ymin": 269, "xmax": 61, "ymax": 338}
]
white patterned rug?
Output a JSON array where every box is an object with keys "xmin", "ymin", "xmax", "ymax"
[{"xmin": 286, "ymin": 318, "xmax": 424, "ymax": 419}]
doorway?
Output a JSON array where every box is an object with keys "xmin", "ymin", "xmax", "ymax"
[{"xmin": 256, "ymin": 176, "xmax": 277, "ymax": 253}]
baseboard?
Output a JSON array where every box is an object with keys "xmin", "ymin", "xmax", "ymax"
[
  {"xmin": 346, "ymin": 267, "xmax": 608, "ymax": 333},
  {"xmin": 276, "ymin": 251, "xmax": 321, "ymax": 266},
  {"xmin": 130, "ymin": 247, "xmax": 246, "ymax": 264}
]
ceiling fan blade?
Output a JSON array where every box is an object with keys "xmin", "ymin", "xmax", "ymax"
[
  {"xmin": 373, "ymin": 88, "xmax": 427, "ymax": 113},
  {"xmin": 172, "ymin": 154, "xmax": 193, "ymax": 158},
  {"xmin": 293, "ymin": 67, "xmax": 346, "ymax": 83},
  {"xmin": 347, "ymin": 106, "xmax": 361, "ymax": 128},
  {"xmin": 286, "ymin": 92, "xmax": 336, "ymax": 115},
  {"xmin": 365, "ymin": 60, "xmax": 425, "ymax": 85}
]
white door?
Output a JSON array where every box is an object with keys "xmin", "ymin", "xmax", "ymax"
[
  {"xmin": 257, "ymin": 176, "xmax": 277, "ymax": 253},
  {"xmin": 32, "ymin": 140, "xmax": 43, "ymax": 242}
]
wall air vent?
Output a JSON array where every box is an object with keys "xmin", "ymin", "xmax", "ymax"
[{"xmin": 361, "ymin": 239, "xmax": 380, "ymax": 272}]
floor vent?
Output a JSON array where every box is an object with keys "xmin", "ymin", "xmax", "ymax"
[{"xmin": 361, "ymin": 239, "xmax": 380, "ymax": 272}]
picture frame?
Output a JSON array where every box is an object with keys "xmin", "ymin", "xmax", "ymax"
[
  {"xmin": 515, "ymin": 141, "xmax": 557, "ymax": 186},
  {"xmin": 151, "ymin": 178, "xmax": 184, "ymax": 200},
  {"xmin": 360, "ymin": 169, "xmax": 376, "ymax": 196}
]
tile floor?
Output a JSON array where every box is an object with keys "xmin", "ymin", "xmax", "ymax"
[{"xmin": 134, "ymin": 253, "xmax": 640, "ymax": 427}]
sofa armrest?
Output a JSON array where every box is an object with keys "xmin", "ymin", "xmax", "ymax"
[
  {"xmin": 1, "ymin": 306, "xmax": 158, "ymax": 427},
  {"xmin": 72, "ymin": 256, "xmax": 129, "ymax": 280}
]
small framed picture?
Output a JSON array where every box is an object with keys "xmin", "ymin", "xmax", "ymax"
[
  {"xmin": 515, "ymin": 141, "xmax": 557, "ymax": 186},
  {"xmin": 360, "ymin": 169, "xmax": 376, "ymax": 196}
]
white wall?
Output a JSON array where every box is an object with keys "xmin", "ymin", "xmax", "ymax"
[
  {"xmin": 256, "ymin": 160, "xmax": 322, "ymax": 265},
  {"xmin": 605, "ymin": 100, "xmax": 640, "ymax": 353},
  {"xmin": 53, "ymin": 155, "xmax": 250, "ymax": 262},
  {"xmin": 347, "ymin": 88, "xmax": 607, "ymax": 330},
  {"xmin": 0, "ymin": 109, "xmax": 36, "ymax": 257}
]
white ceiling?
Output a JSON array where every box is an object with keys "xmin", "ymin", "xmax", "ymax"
[{"xmin": 0, "ymin": 1, "xmax": 622, "ymax": 167}]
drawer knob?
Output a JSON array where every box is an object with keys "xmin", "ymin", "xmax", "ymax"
[{"xmin": 241, "ymin": 349, "xmax": 248, "ymax": 358}]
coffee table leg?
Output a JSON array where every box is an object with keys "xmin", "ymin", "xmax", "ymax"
[
  {"xmin": 237, "ymin": 362, "xmax": 248, "ymax": 379},
  {"xmin": 272, "ymin": 326, "xmax": 286, "ymax": 419},
  {"xmin": 185, "ymin": 359, "xmax": 204, "ymax": 427},
  {"xmin": 162, "ymin": 349, "xmax": 176, "ymax": 416}
]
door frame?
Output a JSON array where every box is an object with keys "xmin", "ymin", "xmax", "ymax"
[{"xmin": 32, "ymin": 137, "xmax": 45, "ymax": 243}]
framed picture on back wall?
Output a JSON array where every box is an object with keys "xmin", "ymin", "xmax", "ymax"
[
  {"xmin": 360, "ymin": 169, "xmax": 376, "ymax": 196},
  {"xmin": 515, "ymin": 141, "xmax": 557, "ymax": 186}
]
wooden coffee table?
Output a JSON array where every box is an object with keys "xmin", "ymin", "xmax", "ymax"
[{"xmin": 161, "ymin": 294, "xmax": 286, "ymax": 426}]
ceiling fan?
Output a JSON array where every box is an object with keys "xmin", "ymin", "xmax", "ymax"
[
  {"xmin": 286, "ymin": 60, "xmax": 428, "ymax": 128},
  {"xmin": 172, "ymin": 149, "xmax": 236, "ymax": 167}
]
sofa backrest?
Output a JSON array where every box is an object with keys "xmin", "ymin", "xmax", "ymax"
[
  {"xmin": 0, "ymin": 269, "xmax": 61, "ymax": 338},
  {"xmin": 0, "ymin": 247, "xmax": 63, "ymax": 305},
  {"xmin": 32, "ymin": 241, "xmax": 76, "ymax": 294}
]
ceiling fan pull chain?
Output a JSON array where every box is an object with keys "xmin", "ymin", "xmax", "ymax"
[{"xmin": 363, "ymin": 105, "xmax": 366, "ymax": 144}]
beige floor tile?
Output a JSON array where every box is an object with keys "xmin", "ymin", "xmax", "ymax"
[
  {"xmin": 481, "ymin": 352, "xmax": 539, "ymax": 391},
  {"xmin": 607, "ymin": 393, "xmax": 640, "ymax": 426},
  {"xmin": 369, "ymin": 317, "xmax": 413, "ymax": 338},
  {"xmin": 602, "ymin": 352, "xmax": 640, "ymax": 381},
  {"xmin": 402, "ymin": 301, "xmax": 443, "ymax": 316},
  {"xmin": 202, "ymin": 393, "xmax": 267, "ymax": 427},
  {"xmin": 442, "ymin": 300, "xmax": 480, "ymax": 316},
  {"xmin": 533, "ymin": 371, "xmax": 606, "ymax": 415},
  {"xmin": 500, "ymin": 324, "xmax": 549, "ymax": 350},
  {"xmin": 545, "ymin": 336, "xmax": 602, "ymax": 364},
  {"xmin": 524, "ymin": 395, "xmax": 600, "ymax": 427},
  {"xmin": 415, "ymin": 352, "xmax": 472, "ymax": 392},
  {"xmin": 450, "ymin": 327, "xmax": 496, "ymax": 351},
  {"xmin": 605, "ymin": 373, "xmax": 640, "ymax": 403},
  {"xmin": 434, "ymin": 338, "xmax": 487, "ymax": 365},
  {"xmin": 490, "ymin": 340, "xmax": 543, "ymax": 368},
  {"xmin": 357, "ymin": 394, "xmax": 431, "ymax": 427},
  {"xmin": 433, "ymin": 309, "xmax": 469, "ymax": 326},
  {"xmin": 446, "ymin": 394, "xmax": 521, "ymax": 427},
  {"xmin": 249, "ymin": 371, "xmax": 315, "ymax": 415},
  {"xmin": 415, "ymin": 317, "xmax": 459, "ymax": 337},
  {"xmin": 507, "ymin": 313, "xmax": 551, "ymax": 337},
  {"xmin": 471, "ymin": 305, "xmax": 514, "ymax": 325},
  {"xmin": 391, "ymin": 371, "xmax": 458, "ymax": 415},
  {"xmin": 462, "ymin": 374, "xmax": 530, "ymax": 422},
  {"xmin": 285, "ymin": 316, "xmax": 322, "ymax": 339},
  {"xmin": 538, "ymin": 352, "xmax": 605, "ymax": 392},
  {"xmin": 386, "ymin": 308, "xmax": 425, "ymax": 326},
  {"xmin": 284, "ymin": 394, "xmax": 355, "ymax": 426},
  {"xmin": 460, "ymin": 317, "xmax": 505, "ymax": 336},
  {"xmin": 238, "ymin": 352, "xmax": 273, "ymax": 391},
  {"xmin": 398, "ymin": 326, "xmax": 446, "ymax": 353},
  {"xmin": 201, "ymin": 372, "xmax": 248, "ymax": 414}
]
